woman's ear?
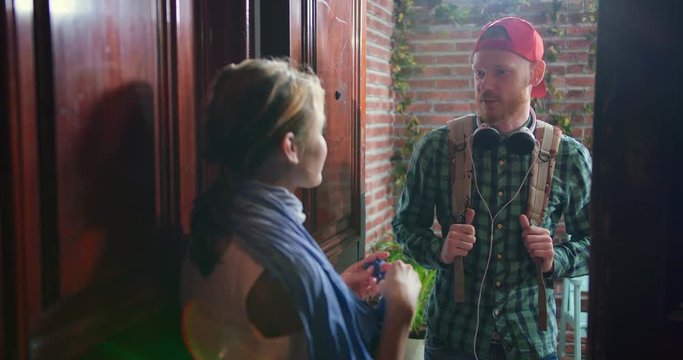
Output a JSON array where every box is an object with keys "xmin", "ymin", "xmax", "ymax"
[
  {"xmin": 281, "ymin": 132, "xmax": 300, "ymax": 165},
  {"xmin": 531, "ymin": 60, "xmax": 546, "ymax": 87}
]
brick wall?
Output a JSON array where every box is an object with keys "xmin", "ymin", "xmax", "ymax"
[
  {"xmin": 364, "ymin": 0, "xmax": 396, "ymax": 249},
  {"xmin": 362, "ymin": 0, "xmax": 596, "ymax": 251},
  {"xmin": 405, "ymin": 0, "xmax": 596, "ymax": 140}
]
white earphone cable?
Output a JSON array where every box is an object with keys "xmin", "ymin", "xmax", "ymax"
[{"xmin": 469, "ymin": 138, "xmax": 539, "ymax": 360}]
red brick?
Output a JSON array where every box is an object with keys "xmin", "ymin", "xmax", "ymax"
[
  {"xmin": 408, "ymin": 79, "xmax": 436, "ymax": 88},
  {"xmin": 558, "ymin": 51, "xmax": 588, "ymax": 63},
  {"xmin": 567, "ymin": 64, "xmax": 588, "ymax": 74},
  {"xmin": 366, "ymin": 113, "xmax": 393, "ymax": 125},
  {"xmin": 566, "ymin": 76, "xmax": 595, "ymax": 87},
  {"xmin": 407, "ymin": 102, "xmax": 433, "ymax": 112},
  {"xmin": 367, "ymin": 58, "xmax": 391, "ymax": 73},
  {"xmin": 367, "ymin": 1, "xmax": 392, "ymax": 18},
  {"xmin": 566, "ymin": 102, "xmax": 587, "ymax": 112},
  {"xmin": 547, "ymin": 64, "xmax": 566, "ymax": 76},
  {"xmin": 366, "ymin": 101, "xmax": 393, "ymax": 112},
  {"xmin": 565, "ymin": 38, "xmax": 589, "ymax": 50},
  {"xmin": 366, "ymin": 153, "xmax": 393, "ymax": 166},
  {"xmin": 367, "ymin": 43, "xmax": 391, "ymax": 59},
  {"xmin": 566, "ymin": 89, "xmax": 589, "ymax": 99},
  {"xmin": 366, "ymin": 85, "xmax": 391, "ymax": 98},
  {"xmin": 420, "ymin": 66, "xmax": 454, "ymax": 77},
  {"xmin": 367, "ymin": 72, "xmax": 391, "ymax": 84},
  {"xmin": 366, "ymin": 136, "xmax": 393, "ymax": 149},
  {"xmin": 436, "ymin": 78, "xmax": 471, "ymax": 89},
  {"xmin": 414, "ymin": 42, "xmax": 455, "ymax": 53},
  {"xmin": 415, "ymin": 91, "xmax": 453, "ymax": 101},
  {"xmin": 366, "ymin": 16, "xmax": 393, "ymax": 36},
  {"xmin": 366, "ymin": 31, "xmax": 391, "ymax": 48},
  {"xmin": 455, "ymin": 41, "xmax": 475, "ymax": 52},
  {"xmin": 366, "ymin": 125, "xmax": 392, "ymax": 138},
  {"xmin": 566, "ymin": 24, "xmax": 597, "ymax": 36},
  {"xmin": 414, "ymin": 55, "xmax": 436, "ymax": 64},
  {"xmin": 366, "ymin": 162, "xmax": 392, "ymax": 177},
  {"xmin": 435, "ymin": 54, "xmax": 470, "ymax": 65},
  {"xmin": 434, "ymin": 102, "xmax": 473, "ymax": 113},
  {"xmin": 452, "ymin": 66, "xmax": 474, "ymax": 76}
]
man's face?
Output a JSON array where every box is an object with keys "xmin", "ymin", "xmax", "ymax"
[{"xmin": 472, "ymin": 49, "xmax": 534, "ymax": 124}]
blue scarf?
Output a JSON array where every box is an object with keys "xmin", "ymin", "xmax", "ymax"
[{"xmin": 231, "ymin": 179, "xmax": 381, "ymax": 359}]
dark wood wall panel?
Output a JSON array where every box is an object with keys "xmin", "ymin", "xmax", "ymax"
[
  {"xmin": 49, "ymin": 0, "xmax": 160, "ymax": 302},
  {"xmin": 2, "ymin": 0, "xmax": 197, "ymax": 357},
  {"xmin": 590, "ymin": 0, "xmax": 683, "ymax": 357},
  {"xmin": 310, "ymin": 0, "xmax": 366, "ymax": 267},
  {"xmin": 196, "ymin": 0, "xmax": 250, "ymax": 192},
  {"xmin": 1, "ymin": 2, "xmax": 42, "ymax": 359}
]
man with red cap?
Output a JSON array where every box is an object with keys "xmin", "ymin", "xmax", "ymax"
[{"xmin": 392, "ymin": 17, "xmax": 592, "ymax": 359}]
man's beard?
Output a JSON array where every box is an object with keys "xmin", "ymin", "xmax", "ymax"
[{"xmin": 476, "ymin": 89, "xmax": 529, "ymax": 125}]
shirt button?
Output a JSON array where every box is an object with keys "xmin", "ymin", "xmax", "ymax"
[
  {"xmin": 496, "ymin": 223, "xmax": 503, "ymax": 230},
  {"xmin": 497, "ymin": 191, "xmax": 504, "ymax": 197},
  {"xmin": 493, "ymin": 309, "xmax": 500, "ymax": 317},
  {"xmin": 498, "ymin": 159, "xmax": 505, "ymax": 166},
  {"xmin": 496, "ymin": 253, "xmax": 503, "ymax": 260},
  {"xmin": 495, "ymin": 281, "xmax": 502, "ymax": 288}
]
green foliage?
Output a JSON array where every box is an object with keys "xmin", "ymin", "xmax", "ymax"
[
  {"xmin": 434, "ymin": 3, "xmax": 469, "ymax": 24},
  {"xmin": 372, "ymin": 235, "xmax": 436, "ymax": 337},
  {"xmin": 391, "ymin": 0, "xmax": 426, "ymax": 191},
  {"xmin": 583, "ymin": 0, "xmax": 599, "ymax": 70},
  {"xmin": 477, "ymin": 0, "xmax": 531, "ymax": 21}
]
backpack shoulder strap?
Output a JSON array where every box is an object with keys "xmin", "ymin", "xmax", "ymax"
[
  {"xmin": 526, "ymin": 119, "xmax": 563, "ymax": 226},
  {"xmin": 447, "ymin": 114, "xmax": 474, "ymax": 220},
  {"xmin": 446, "ymin": 114, "xmax": 474, "ymax": 303},
  {"xmin": 526, "ymin": 118, "xmax": 562, "ymax": 331}
]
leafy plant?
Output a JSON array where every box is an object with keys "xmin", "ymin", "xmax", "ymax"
[
  {"xmin": 390, "ymin": 0, "xmax": 425, "ymax": 192},
  {"xmin": 372, "ymin": 234, "xmax": 436, "ymax": 338}
]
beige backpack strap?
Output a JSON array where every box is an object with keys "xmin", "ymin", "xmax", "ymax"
[
  {"xmin": 527, "ymin": 118, "xmax": 562, "ymax": 331},
  {"xmin": 447, "ymin": 115, "xmax": 474, "ymax": 303}
]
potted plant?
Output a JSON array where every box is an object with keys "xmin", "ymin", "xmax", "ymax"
[{"xmin": 372, "ymin": 234, "xmax": 435, "ymax": 360}]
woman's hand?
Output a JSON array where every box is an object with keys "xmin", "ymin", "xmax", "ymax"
[
  {"xmin": 378, "ymin": 260, "xmax": 422, "ymax": 318},
  {"xmin": 341, "ymin": 252, "xmax": 391, "ymax": 299}
]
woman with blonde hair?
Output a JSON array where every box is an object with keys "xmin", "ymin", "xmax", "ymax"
[{"xmin": 180, "ymin": 58, "xmax": 421, "ymax": 359}]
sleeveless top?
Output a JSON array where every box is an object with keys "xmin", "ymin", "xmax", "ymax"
[{"xmin": 180, "ymin": 239, "xmax": 309, "ymax": 360}]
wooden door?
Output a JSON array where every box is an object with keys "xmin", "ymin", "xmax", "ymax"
[
  {"xmin": 310, "ymin": 0, "xmax": 366, "ymax": 269},
  {"xmin": 1, "ymin": 0, "xmax": 197, "ymax": 358},
  {"xmin": 590, "ymin": 0, "xmax": 683, "ymax": 357}
]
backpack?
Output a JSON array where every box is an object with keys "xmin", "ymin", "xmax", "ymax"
[{"xmin": 447, "ymin": 113, "xmax": 562, "ymax": 330}]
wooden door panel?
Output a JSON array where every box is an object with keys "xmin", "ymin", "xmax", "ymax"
[
  {"xmin": 314, "ymin": 0, "xmax": 355, "ymax": 241},
  {"xmin": 2, "ymin": 0, "xmax": 197, "ymax": 357},
  {"xmin": 49, "ymin": 2, "xmax": 158, "ymax": 298},
  {"xmin": 310, "ymin": 0, "xmax": 365, "ymax": 266}
]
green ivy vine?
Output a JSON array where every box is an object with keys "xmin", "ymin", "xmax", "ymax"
[{"xmin": 390, "ymin": 0, "xmax": 424, "ymax": 191}]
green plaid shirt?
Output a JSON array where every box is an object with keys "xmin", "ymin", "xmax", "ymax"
[{"xmin": 392, "ymin": 117, "xmax": 591, "ymax": 359}]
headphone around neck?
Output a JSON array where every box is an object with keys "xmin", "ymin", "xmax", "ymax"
[{"xmin": 472, "ymin": 112, "xmax": 537, "ymax": 155}]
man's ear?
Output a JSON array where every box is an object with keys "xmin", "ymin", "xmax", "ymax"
[
  {"xmin": 530, "ymin": 60, "xmax": 546, "ymax": 87},
  {"xmin": 281, "ymin": 132, "xmax": 300, "ymax": 165}
]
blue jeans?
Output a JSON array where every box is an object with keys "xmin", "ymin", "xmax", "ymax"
[{"xmin": 424, "ymin": 332, "xmax": 559, "ymax": 360}]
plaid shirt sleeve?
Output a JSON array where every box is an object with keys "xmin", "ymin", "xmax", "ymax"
[
  {"xmin": 550, "ymin": 136, "xmax": 592, "ymax": 279},
  {"xmin": 392, "ymin": 129, "xmax": 448, "ymax": 271}
]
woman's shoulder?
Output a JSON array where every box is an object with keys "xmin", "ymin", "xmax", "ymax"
[{"xmin": 246, "ymin": 269, "xmax": 302, "ymax": 337}]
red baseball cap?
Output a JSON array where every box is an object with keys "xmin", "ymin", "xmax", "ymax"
[{"xmin": 473, "ymin": 17, "xmax": 547, "ymax": 98}]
